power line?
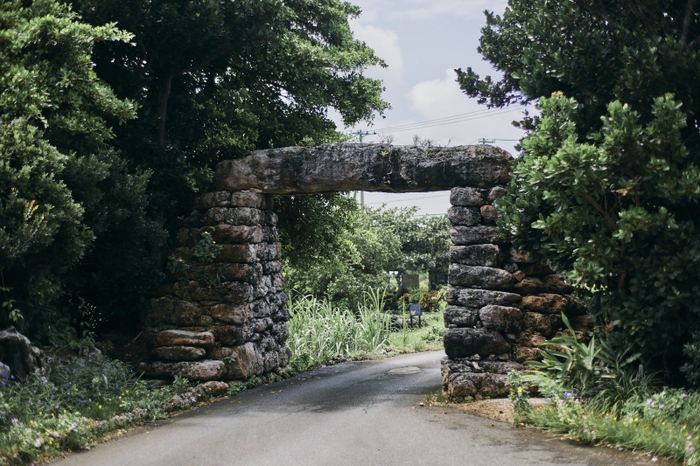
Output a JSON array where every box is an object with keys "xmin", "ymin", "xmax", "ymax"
[{"xmin": 369, "ymin": 106, "xmax": 531, "ymax": 134}]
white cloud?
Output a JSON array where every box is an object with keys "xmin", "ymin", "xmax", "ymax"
[
  {"xmin": 350, "ymin": 21, "xmax": 403, "ymax": 83},
  {"xmin": 385, "ymin": 68, "xmax": 527, "ymax": 152}
]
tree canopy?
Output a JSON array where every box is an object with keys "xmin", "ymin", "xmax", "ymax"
[
  {"xmin": 459, "ymin": 0, "xmax": 700, "ymax": 382},
  {"xmin": 1, "ymin": 0, "xmax": 389, "ymax": 338}
]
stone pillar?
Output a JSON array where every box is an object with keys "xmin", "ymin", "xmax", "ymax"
[
  {"xmin": 140, "ymin": 191, "xmax": 291, "ymax": 381},
  {"xmin": 441, "ymin": 187, "xmax": 587, "ymax": 399}
]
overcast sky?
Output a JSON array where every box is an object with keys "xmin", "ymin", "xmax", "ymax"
[{"xmin": 335, "ymin": 0, "xmax": 531, "ymax": 215}]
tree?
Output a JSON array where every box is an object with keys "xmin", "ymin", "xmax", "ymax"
[
  {"xmin": 0, "ymin": 0, "xmax": 159, "ymax": 337},
  {"xmin": 74, "ymin": 0, "xmax": 389, "ymax": 234},
  {"xmin": 458, "ymin": 0, "xmax": 700, "ymax": 382},
  {"xmin": 283, "ymin": 204, "xmax": 450, "ymax": 309}
]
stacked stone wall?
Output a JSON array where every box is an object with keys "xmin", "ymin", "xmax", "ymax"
[
  {"xmin": 140, "ymin": 191, "xmax": 291, "ymax": 381},
  {"xmin": 441, "ymin": 187, "xmax": 589, "ymax": 400}
]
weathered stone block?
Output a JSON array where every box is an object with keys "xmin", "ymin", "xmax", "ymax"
[
  {"xmin": 516, "ymin": 332, "xmax": 547, "ymax": 348},
  {"xmin": 146, "ymin": 298, "xmax": 203, "ymax": 327},
  {"xmin": 522, "ymin": 312, "xmax": 561, "ymax": 336},
  {"xmin": 488, "ymin": 186, "xmax": 507, "ymax": 202},
  {"xmin": 447, "ymin": 206, "xmax": 481, "ymax": 226},
  {"xmin": 253, "ymin": 317, "xmax": 274, "ymax": 333},
  {"xmin": 450, "ymin": 187, "xmax": 485, "ymax": 206},
  {"xmin": 211, "ymin": 303, "xmax": 251, "ymax": 325},
  {"xmin": 230, "ymin": 191, "xmax": 266, "ymax": 208},
  {"xmin": 262, "ymin": 260, "xmax": 282, "ymax": 274},
  {"xmin": 169, "ymin": 282, "xmax": 254, "ymax": 304},
  {"xmin": 450, "ymin": 226, "xmax": 504, "ymax": 245},
  {"xmin": 444, "ymin": 306, "xmax": 478, "ymax": 327},
  {"xmin": 479, "ymin": 305, "xmax": 522, "ymax": 332},
  {"xmin": 210, "ymin": 225, "xmax": 263, "ymax": 244},
  {"xmin": 152, "ymin": 346, "xmax": 206, "ymax": 361},
  {"xmin": 514, "ymin": 274, "xmax": 573, "ymax": 295},
  {"xmin": 479, "ymin": 205, "xmax": 499, "ymax": 224},
  {"xmin": 193, "ymin": 191, "xmax": 232, "ymax": 209},
  {"xmin": 215, "ymin": 144, "xmax": 512, "ymax": 194},
  {"xmin": 211, "ymin": 343, "xmax": 264, "ymax": 380},
  {"xmin": 155, "ymin": 330, "xmax": 215, "ymax": 348},
  {"xmin": 204, "ymin": 263, "xmax": 262, "ymax": 284},
  {"xmin": 273, "ymin": 323, "xmax": 290, "ymax": 343},
  {"xmin": 442, "ymin": 371, "xmax": 509, "ymax": 398},
  {"xmin": 211, "ymin": 325, "xmax": 253, "ymax": 346},
  {"xmin": 255, "ymin": 243, "xmax": 281, "ymax": 261},
  {"xmin": 225, "ymin": 207, "xmax": 266, "ymax": 226},
  {"xmin": 448, "ymin": 245, "xmax": 502, "ymax": 267},
  {"xmin": 263, "ymin": 350, "xmax": 280, "ymax": 372},
  {"xmin": 265, "ymin": 211, "xmax": 278, "ymax": 226},
  {"xmin": 446, "ymin": 288, "xmax": 521, "ymax": 308},
  {"xmin": 141, "ymin": 360, "xmax": 225, "ymax": 381},
  {"xmin": 443, "ymin": 328, "xmax": 511, "ymax": 358},
  {"xmin": 514, "ymin": 347, "xmax": 540, "ymax": 363},
  {"xmin": 262, "ymin": 226, "xmax": 278, "ymax": 243},
  {"xmin": 218, "ymin": 244, "xmax": 257, "ymax": 263},
  {"xmin": 521, "ymin": 293, "xmax": 569, "ymax": 314},
  {"xmin": 448, "ymin": 264, "xmax": 516, "ymax": 290}
]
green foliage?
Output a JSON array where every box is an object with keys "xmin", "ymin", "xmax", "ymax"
[
  {"xmin": 509, "ymin": 372, "xmax": 700, "ymax": 465},
  {"xmin": 0, "ymin": 353, "xmax": 193, "ymax": 464},
  {"xmin": 522, "ymin": 314, "xmax": 654, "ymax": 413},
  {"xmin": 286, "ymin": 291, "xmax": 391, "ymax": 372},
  {"xmin": 75, "ymin": 0, "xmax": 389, "ymax": 270},
  {"xmin": 461, "ymin": 0, "xmax": 700, "ymax": 384},
  {"xmin": 498, "ymin": 93, "xmax": 700, "ymax": 381},
  {"xmin": 283, "ymin": 204, "xmax": 450, "ymax": 309},
  {"xmin": 0, "ymin": 0, "xmax": 166, "ymax": 337}
]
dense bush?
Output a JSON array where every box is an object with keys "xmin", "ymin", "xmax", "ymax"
[
  {"xmin": 460, "ymin": 0, "xmax": 700, "ymax": 384},
  {"xmin": 0, "ymin": 352, "xmax": 191, "ymax": 464}
]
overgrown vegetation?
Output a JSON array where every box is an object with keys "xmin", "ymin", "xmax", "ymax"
[
  {"xmin": 287, "ymin": 287, "xmax": 446, "ymax": 372},
  {"xmin": 506, "ymin": 315, "xmax": 700, "ymax": 464},
  {"xmin": 461, "ymin": 0, "xmax": 700, "ymax": 384},
  {"xmin": 0, "ymin": 351, "xmax": 193, "ymax": 465}
]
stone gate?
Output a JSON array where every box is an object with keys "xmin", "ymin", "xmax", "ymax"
[{"xmin": 140, "ymin": 144, "xmax": 587, "ymax": 398}]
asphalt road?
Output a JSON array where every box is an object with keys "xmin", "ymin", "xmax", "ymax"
[{"xmin": 52, "ymin": 351, "xmax": 668, "ymax": 466}]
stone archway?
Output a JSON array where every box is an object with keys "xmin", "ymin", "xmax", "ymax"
[{"xmin": 140, "ymin": 144, "xmax": 587, "ymax": 398}]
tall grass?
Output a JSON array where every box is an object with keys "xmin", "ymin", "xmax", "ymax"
[{"xmin": 287, "ymin": 289, "xmax": 391, "ymax": 371}]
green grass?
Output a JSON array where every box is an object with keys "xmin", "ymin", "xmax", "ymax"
[
  {"xmin": 287, "ymin": 290, "xmax": 393, "ymax": 372},
  {"xmin": 287, "ymin": 289, "xmax": 445, "ymax": 373},
  {"xmin": 387, "ymin": 308, "xmax": 444, "ymax": 353},
  {"xmin": 0, "ymin": 353, "xmax": 196, "ymax": 465},
  {"xmin": 510, "ymin": 386, "xmax": 700, "ymax": 464}
]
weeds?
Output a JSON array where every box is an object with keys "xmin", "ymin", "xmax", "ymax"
[
  {"xmin": 507, "ymin": 312, "xmax": 700, "ymax": 464},
  {"xmin": 287, "ymin": 289, "xmax": 391, "ymax": 371},
  {"xmin": 0, "ymin": 353, "xmax": 192, "ymax": 464}
]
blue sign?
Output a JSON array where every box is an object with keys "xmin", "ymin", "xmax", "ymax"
[{"xmin": 409, "ymin": 304, "xmax": 422, "ymax": 316}]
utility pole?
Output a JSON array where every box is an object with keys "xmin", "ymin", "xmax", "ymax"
[{"xmin": 350, "ymin": 130, "xmax": 376, "ymax": 142}]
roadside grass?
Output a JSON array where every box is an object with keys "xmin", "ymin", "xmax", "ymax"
[
  {"xmin": 287, "ymin": 290, "xmax": 392, "ymax": 372},
  {"xmin": 387, "ymin": 308, "xmax": 444, "ymax": 353},
  {"xmin": 509, "ymin": 386, "xmax": 700, "ymax": 464},
  {"xmin": 502, "ymin": 314, "xmax": 700, "ymax": 465},
  {"xmin": 287, "ymin": 289, "xmax": 445, "ymax": 372},
  {"xmin": 0, "ymin": 353, "xmax": 194, "ymax": 465}
]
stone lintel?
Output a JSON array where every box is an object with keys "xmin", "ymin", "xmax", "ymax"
[{"xmin": 215, "ymin": 144, "xmax": 512, "ymax": 194}]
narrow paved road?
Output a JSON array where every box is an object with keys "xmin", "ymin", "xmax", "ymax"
[{"xmin": 53, "ymin": 352, "xmax": 665, "ymax": 466}]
